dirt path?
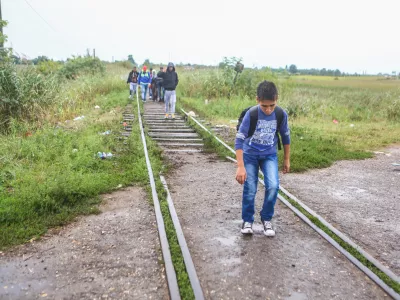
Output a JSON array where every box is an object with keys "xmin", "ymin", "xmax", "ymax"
[
  {"xmin": 165, "ymin": 153, "xmax": 387, "ymax": 299},
  {"xmin": 0, "ymin": 187, "xmax": 168, "ymax": 300},
  {"xmin": 281, "ymin": 146, "xmax": 400, "ymax": 277}
]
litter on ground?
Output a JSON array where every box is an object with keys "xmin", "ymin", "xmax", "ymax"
[{"xmin": 73, "ymin": 116, "xmax": 85, "ymax": 121}]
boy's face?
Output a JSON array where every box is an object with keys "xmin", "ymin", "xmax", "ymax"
[{"xmin": 257, "ymin": 96, "xmax": 277, "ymax": 115}]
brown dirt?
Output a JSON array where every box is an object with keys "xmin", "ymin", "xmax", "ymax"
[
  {"xmin": 164, "ymin": 152, "xmax": 388, "ymax": 299},
  {"xmin": 281, "ymin": 146, "xmax": 400, "ymax": 277},
  {"xmin": 0, "ymin": 187, "xmax": 168, "ymax": 300}
]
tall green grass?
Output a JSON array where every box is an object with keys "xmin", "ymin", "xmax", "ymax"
[
  {"xmin": 0, "ymin": 58, "xmax": 127, "ymax": 134},
  {"xmin": 178, "ymin": 67, "xmax": 400, "ymax": 122}
]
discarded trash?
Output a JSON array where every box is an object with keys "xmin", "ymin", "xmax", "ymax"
[
  {"xmin": 392, "ymin": 163, "xmax": 400, "ymax": 166},
  {"xmin": 116, "ymin": 184, "xmax": 123, "ymax": 189},
  {"xmin": 205, "ymin": 99, "xmax": 209, "ymax": 105},
  {"xmin": 230, "ymin": 120, "xmax": 238, "ymax": 123},
  {"xmin": 123, "ymin": 122, "xmax": 128, "ymax": 129},
  {"xmin": 332, "ymin": 119, "xmax": 339, "ymax": 124},
  {"xmin": 94, "ymin": 105, "xmax": 100, "ymax": 109},
  {"xmin": 215, "ymin": 124, "xmax": 228, "ymax": 128},
  {"xmin": 73, "ymin": 116, "xmax": 85, "ymax": 121},
  {"xmin": 72, "ymin": 149, "xmax": 78, "ymax": 153},
  {"xmin": 188, "ymin": 111, "xmax": 196, "ymax": 117},
  {"xmin": 100, "ymin": 130, "xmax": 111, "ymax": 135},
  {"xmin": 97, "ymin": 152, "xmax": 113, "ymax": 159},
  {"xmin": 350, "ymin": 124, "xmax": 355, "ymax": 127}
]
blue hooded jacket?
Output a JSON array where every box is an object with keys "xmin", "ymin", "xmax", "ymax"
[{"xmin": 138, "ymin": 69, "xmax": 151, "ymax": 85}]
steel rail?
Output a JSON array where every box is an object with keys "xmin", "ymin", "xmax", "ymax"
[
  {"xmin": 160, "ymin": 176, "xmax": 205, "ymax": 300},
  {"xmin": 137, "ymin": 90, "xmax": 181, "ymax": 300},
  {"xmin": 181, "ymin": 108, "xmax": 399, "ymax": 299}
]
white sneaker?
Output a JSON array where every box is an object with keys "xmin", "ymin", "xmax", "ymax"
[
  {"xmin": 262, "ymin": 220, "xmax": 275, "ymax": 237},
  {"xmin": 241, "ymin": 222, "xmax": 253, "ymax": 235}
]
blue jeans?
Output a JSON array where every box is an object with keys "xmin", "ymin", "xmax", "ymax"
[
  {"xmin": 141, "ymin": 83, "xmax": 149, "ymax": 100},
  {"xmin": 129, "ymin": 83, "xmax": 137, "ymax": 96},
  {"xmin": 157, "ymin": 83, "xmax": 164, "ymax": 100},
  {"xmin": 242, "ymin": 153, "xmax": 279, "ymax": 222}
]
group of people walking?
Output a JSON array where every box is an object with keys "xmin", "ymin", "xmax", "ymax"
[
  {"xmin": 128, "ymin": 64, "xmax": 292, "ymax": 238},
  {"xmin": 127, "ymin": 62, "xmax": 179, "ymax": 119}
]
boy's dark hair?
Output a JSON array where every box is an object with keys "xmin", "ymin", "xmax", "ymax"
[{"xmin": 257, "ymin": 80, "xmax": 278, "ymax": 100}]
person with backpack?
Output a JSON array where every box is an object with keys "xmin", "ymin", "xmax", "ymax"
[
  {"xmin": 235, "ymin": 80, "xmax": 291, "ymax": 237},
  {"xmin": 163, "ymin": 62, "xmax": 179, "ymax": 119},
  {"xmin": 156, "ymin": 66, "xmax": 165, "ymax": 102},
  {"xmin": 151, "ymin": 70, "xmax": 158, "ymax": 101},
  {"xmin": 138, "ymin": 66, "xmax": 151, "ymax": 101},
  {"xmin": 149, "ymin": 68, "xmax": 154, "ymax": 99},
  {"xmin": 126, "ymin": 66, "xmax": 139, "ymax": 99}
]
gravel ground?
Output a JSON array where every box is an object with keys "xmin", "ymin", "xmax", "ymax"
[
  {"xmin": 165, "ymin": 153, "xmax": 388, "ymax": 300},
  {"xmin": 0, "ymin": 187, "xmax": 168, "ymax": 300},
  {"xmin": 281, "ymin": 146, "xmax": 400, "ymax": 277}
]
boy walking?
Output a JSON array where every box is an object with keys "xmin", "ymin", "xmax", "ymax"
[
  {"xmin": 126, "ymin": 66, "xmax": 138, "ymax": 99},
  {"xmin": 138, "ymin": 66, "xmax": 151, "ymax": 101},
  {"xmin": 235, "ymin": 81, "xmax": 291, "ymax": 237},
  {"xmin": 163, "ymin": 62, "xmax": 179, "ymax": 119}
]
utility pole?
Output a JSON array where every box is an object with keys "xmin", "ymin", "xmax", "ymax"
[
  {"xmin": 0, "ymin": 0, "xmax": 4, "ymax": 49},
  {"xmin": 93, "ymin": 48, "xmax": 95, "ymax": 58}
]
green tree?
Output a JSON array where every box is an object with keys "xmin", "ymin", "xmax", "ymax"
[
  {"xmin": 143, "ymin": 58, "xmax": 152, "ymax": 67},
  {"xmin": 289, "ymin": 64, "xmax": 298, "ymax": 74},
  {"xmin": 0, "ymin": 20, "xmax": 10, "ymax": 60},
  {"xmin": 334, "ymin": 69, "xmax": 341, "ymax": 77},
  {"xmin": 32, "ymin": 56, "xmax": 50, "ymax": 65},
  {"xmin": 128, "ymin": 54, "xmax": 136, "ymax": 65}
]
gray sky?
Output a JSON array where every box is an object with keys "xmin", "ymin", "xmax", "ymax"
[{"xmin": 3, "ymin": 0, "xmax": 399, "ymax": 74}]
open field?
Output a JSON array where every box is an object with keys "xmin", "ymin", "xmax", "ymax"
[{"xmin": 177, "ymin": 68, "xmax": 400, "ymax": 171}]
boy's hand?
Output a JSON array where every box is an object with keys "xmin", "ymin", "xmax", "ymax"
[
  {"xmin": 236, "ymin": 166, "xmax": 247, "ymax": 184},
  {"xmin": 283, "ymin": 159, "xmax": 290, "ymax": 174}
]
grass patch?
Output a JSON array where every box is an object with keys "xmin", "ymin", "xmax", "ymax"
[
  {"xmin": 177, "ymin": 99, "xmax": 373, "ymax": 172},
  {"xmin": 280, "ymin": 192, "xmax": 400, "ymax": 294},
  {"xmin": 0, "ymin": 91, "xmax": 149, "ymax": 249}
]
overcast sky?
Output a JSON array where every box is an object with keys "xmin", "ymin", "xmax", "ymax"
[{"xmin": 3, "ymin": 0, "xmax": 399, "ymax": 74}]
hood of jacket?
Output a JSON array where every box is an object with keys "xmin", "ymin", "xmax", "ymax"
[{"xmin": 167, "ymin": 62, "xmax": 175, "ymax": 72}]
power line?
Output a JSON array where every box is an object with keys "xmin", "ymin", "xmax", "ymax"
[{"xmin": 23, "ymin": 0, "xmax": 57, "ymax": 33}]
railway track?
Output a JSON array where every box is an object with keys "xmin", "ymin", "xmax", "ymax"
[{"xmin": 134, "ymin": 91, "xmax": 399, "ymax": 299}]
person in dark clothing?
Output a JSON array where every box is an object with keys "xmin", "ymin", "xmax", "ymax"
[
  {"xmin": 149, "ymin": 68, "xmax": 154, "ymax": 99},
  {"xmin": 163, "ymin": 62, "xmax": 179, "ymax": 119},
  {"xmin": 151, "ymin": 70, "xmax": 158, "ymax": 101},
  {"xmin": 126, "ymin": 66, "xmax": 139, "ymax": 99},
  {"xmin": 156, "ymin": 66, "xmax": 165, "ymax": 102}
]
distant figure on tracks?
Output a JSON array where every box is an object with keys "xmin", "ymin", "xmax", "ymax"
[
  {"xmin": 235, "ymin": 80, "xmax": 291, "ymax": 237},
  {"xmin": 138, "ymin": 65, "xmax": 151, "ymax": 101},
  {"xmin": 156, "ymin": 66, "xmax": 165, "ymax": 102},
  {"xmin": 151, "ymin": 70, "xmax": 158, "ymax": 101},
  {"xmin": 163, "ymin": 62, "xmax": 179, "ymax": 119},
  {"xmin": 126, "ymin": 66, "xmax": 139, "ymax": 99}
]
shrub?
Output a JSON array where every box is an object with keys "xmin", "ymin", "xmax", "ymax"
[
  {"xmin": 59, "ymin": 56, "xmax": 105, "ymax": 79},
  {"xmin": 37, "ymin": 60, "xmax": 63, "ymax": 75},
  {"xmin": 0, "ymin": 63, "xmax": 60, "ymax": 133}
]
